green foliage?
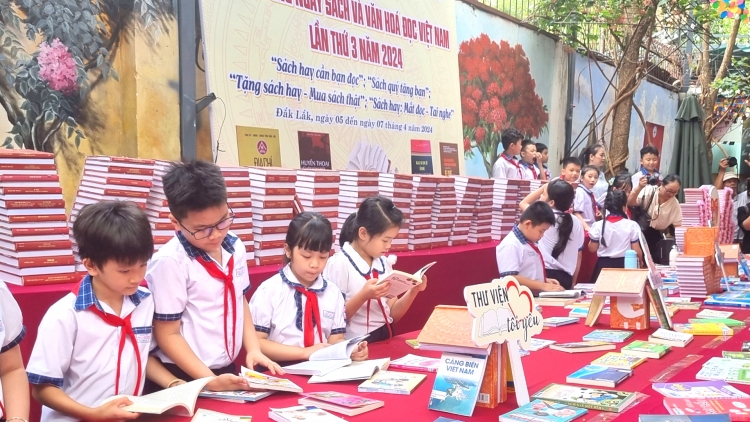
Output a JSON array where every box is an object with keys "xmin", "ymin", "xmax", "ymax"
[{"xmin": 712, "ymin": 57, "xmax": 750, "ymax": 95}]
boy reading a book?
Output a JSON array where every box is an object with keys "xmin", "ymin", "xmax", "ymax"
[
  {"xmin": 147, "ymin": 160, "xmax": 281, "ymax": 385},
  {"xmin": 496, "ymin": 201, "xmax": 565, "ymax": 294}
]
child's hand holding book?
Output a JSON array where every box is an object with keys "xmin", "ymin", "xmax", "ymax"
[
  {"xmin": 91, "ymin": 397, "xmax": 140, "ymax": 421},
  {"xmin": 361, "ymin": 278, "xmax": 391, "ymax": 300},
  {"xmin": 350, "ymin": 341, "xmax": 369, "ymax": 361},
  {"xmin": 304, "ymin": 342, "xmax": 332, "ymax": 360},
  {"xmin": 410, "ymin": 275, "xmax": 428, "ymax": 293},
  {"xmin": 204, "ymin": 374, "xmax": 258, "ymax": 392}
]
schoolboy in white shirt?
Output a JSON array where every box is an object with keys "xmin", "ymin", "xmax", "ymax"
[
  {"xmin": 147, "ymin": 160, "xmax": 280, "ymax": 383},
  {"xmin": 631, "ymin": 145, "xmax": 662, "ymax": 188},
  {"xmin": 496, "ymin": 202, "xmax": 565, "ymax": 295},
  {"xmin": 519, "ymin": 140, "xmax": 547, "ymax": 181},
  {"xmin": 0, "ymin": 280, "xmax": 29, "ymax": 422},
  {"xmin": 491, "ymin": 128, "xmax": 524, "ymax": 179}
]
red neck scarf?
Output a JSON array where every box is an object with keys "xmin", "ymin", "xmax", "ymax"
[
  {"xmin": 294, "ymin": 286, "xmax": 324, "ymax": 347},
  {"xmin": 606, "ymin": 215, "xmax": 626, "ymax": 224},
  {"xmin": 196, "ymin": 255, "xmax": 237, "ymax": 359},
  {"xmin": 527, "ymin": 243, "xmax": 548, "ymax": 282},
  {"xmin": 502, "ymin": 153, "xmax": 523, "ymax": 178},
  {"xmin": 365, "ymin": 269, "xmax": 393, "ymax": 341}
]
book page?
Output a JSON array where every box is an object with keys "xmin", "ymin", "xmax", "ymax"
[
  {"xmin": 415, "ymin": 261, "xmax": 437, "ymax": 278},
  {"xmin": 309, "ymin": 358, "xmax": 389, "ymax": 383},
  {"xmin": 310, "ymin": 334, "xmax": 368, "ymax": 361},
  {"xmin": 120, "ymin": 377, "xmax": 213, "ymax": 415}
]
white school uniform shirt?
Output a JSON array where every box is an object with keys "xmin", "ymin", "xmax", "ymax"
[
  {"xmin": 573, "ymin": 185, "xmax": 598, "ymax": 227},
  {"xmin": 324, "ymin": 242, "xmax": 393, "ymax": 339},
  {"xmin": 588, "ymin": 217, "xmax": 641, "ymax": 258},
  {"xmin": 496, "ymin": 226, "xmax": 546, "ymax": 282},
  {"xmin": 519, "ymin": 161, "xmax": 539, "ymax": 180},
  {"xmin": 250, "ymin": 265, "xmax": 347, "ymax": 347},
  {"xmin": 26, "ymin": 276, "xmax": 153, "ymax": 422},
  {"xmin": 146, "ymin": 231, "xmax": 250, "ymax": 369},
  {"xmin": 735, "ymin": 191, "xmax": 748, "ymax": 241},
  {"xmin": 631, "ymin": 167, "xmax": 662, "ymax": 190},
  {"xmin": 539, "ymin": 210, "xmax": 585, "ymax": 276},
  {"xmin": 492, "ymin": 153, "xmax": 523, "ymax": 179},
  {"xmin": 0, "ymin": 281, "xmax": 24, "ymax": 415}
]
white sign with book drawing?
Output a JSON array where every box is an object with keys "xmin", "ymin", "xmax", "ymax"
[{"xmin": 463, "ymin": 276, "xmax": 544, "ymax": 406}]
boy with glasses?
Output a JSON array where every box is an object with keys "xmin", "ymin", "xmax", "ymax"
[{"xmin": 146, "ymin": 160, "xmax": 281, "ymax": 386}]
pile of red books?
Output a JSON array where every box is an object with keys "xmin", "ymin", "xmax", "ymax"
[
  {"xmin": 430, "ymin": 176, "xmax": 457, "ymax": 249},
  {"xmin": 408, "ymin": 176, "xmax": 438, "ymax": 250},
  {"xmin": 249, "ymin": 167, "xmax": 295, "ymax": 266},
  {"xmin": 337, "ymin": 171, "xmax": 379, "ymax": 251},
  {"xmin": 513, "ymin": 179, "xmax": 530, "ymax": 223},
  {"xmin": 296, "ymin": 170, "xmax": 340, "ymax": 248},
  {"xmin": 491, "ymin": 179, "xmax": 519, "ymax": 241},
  {"xmin": 146, "ymin": 160, "xmax": 174, "ymax": 251},
  {"xmin": 452, "ymin": 176, "xmax": 483, "ymax": 246},
  {"xmin": 378, "ymin": 173, "xmax": 412, "ymax": 252},
  {"xmin": 0, "ymin": 149, "xmax": 77, "ymax": 285},
  {"xmin": 221, "ymin": 167, "xmax": 254, "ymax": 266},
  {"xmin": 468, "ymin": 178, "xmax": 494, "ymax": 243},
  {"xmin": 675, "ymin": 255, "xmax": 721, "ymax": 298}
]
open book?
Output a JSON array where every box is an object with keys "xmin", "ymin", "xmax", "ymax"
[
  {"xmin": 241, "ymin": 366, "xmax": 303, "ymax": 393},
  {"xmin": 376, "ymin": 261, "xmax": 436, "ymax": 298},
  {"xmin": 191, "ymin": 409, "xmax": 252, "ymax": 421},
  {"xmin": 102, "ymin": 377, "xmax": 213, "ymax": 416},
  {"xmin": 308, "ymin": 358, "xmax": 390, "ymax": 383},
  {"xmin": 282, "ymin": 334, "xmax": 369, "ymax": 376}
]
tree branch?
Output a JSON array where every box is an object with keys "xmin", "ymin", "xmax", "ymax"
[{"xmin": 41, "ymin": 118, "xmax": 62, "ymax": 152}]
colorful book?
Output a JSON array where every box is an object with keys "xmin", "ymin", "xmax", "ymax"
[
  {"xmin": 696, "ymin": 309, "xmax": 734, "ymax": 319},
  {"xmin": 268, "ymin": 405, "xmax": 346, "ymax": 422},
  {"xmin": 566, "ymin": 365, "xmax": 632, "ymax": 388},
  {"xmin": 191, "ymin": 409, "xmax": 252, "ymax": 422},
  {"xmin": 298, "ymin": 392, "xmax": 384, "ymax": 416},
  {"xmin": 527, "ymin": 339, "xmax": 557, "ymax": 351},
  {"xmin": 639, "ymin": 416, "xmax": 730, "ymax": 421},
  {"xmin": 696, "ymin": 357, "xmax": 750, "ymax": 385},
  {"xmin": 663, "ymin": 397, "xmax": 750, "ymax": 419},
  {"xmin": 673, "ymin": 323, "xmax": 733, "ymax": 336},
  {"xmin": 648, "ymin": 328, "xmax": 693, "ymax": 347},
  {"xmin": 241, "ymin": 367, "xmax": 303, "ymax": 393},
  {"xmin": 390, "ymin": 354, "xmax": 441, "ymax": 372},
  {"xmin": 723, "ymin": 351, "xmax": 750, "ymax": 360},
  {"xmin": 428, "ymin": 353, "xmax": 487, "ymax": 416},
  {"xmin": 582, "ymin": 330, "xmax": 634, "ymax": 343},
  {"xmin": 549, "ymin": 341, "xmax": 617, "ymax": 354},
  {"xmin": 307, "ymin": 358, "xmax": 390, "ymax": 384},
  {"xmin": 689, "ymin": 318, "xmax": 745, "ymax": 327},
  {"xmin": 198, "ymin": 390, "xmax": 274, "ymax": 402},
  {"xmin": 590, "ymin": 352, "xmax": 646, "ymax": 369},
  {"xmin": 652, "ymin": 381, "xmax": 750, "ymax": 399},
  {"xmin": 531, "ymin": 383, "xmax": 638, "ymax": 413},
  {"xmin": 358, "ymin": 370, "xmax": 426, "ymax": 395},
  {"xmin": 499, "ymin": 399, "xmax": 588, "ymax": 422},
  {"xmin": 568, "ymin": 307, "xmax": 590, "ymax": 318},
  {"xmin": 670, "ymin": 302, "xmax": 702, "ymax": 310},
  {"xmin": 543, "ymin": 317, "xmax": 579, "ymax": 327},
  {"xmin": 621, "ymin": 340, "xmax": 670, "ymax": 359}
]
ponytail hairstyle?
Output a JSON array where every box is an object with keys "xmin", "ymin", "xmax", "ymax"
[
  {"xmin": 600, "ymin": 190, "xmax": 629, "ymax": 248},
  {"xmin": 284, "ymin": 212, "xmax": 333, "ymax": 263},
  {"xmin": 546, "ymin": 179, "xmax": 576, "ymax": 259},
  {"xmin": 611, "ymin": 171, "xmax": 633, "ymax": 194},
  {"xmin": 339, "ymin": 195, "xmax": 403, "ymax": 247},
  {"xmin": 579, "ymin": 144, "xmax": 604, "ymax": 166}
]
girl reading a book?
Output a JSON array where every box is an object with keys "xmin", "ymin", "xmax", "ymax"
[
  {"xmin": 324, "ymin": 196, "xmax": 428, "ymax": 342},
  {"xmin": 250, "ymin": 212, "xmax": 368, "ymax": 363},
  {"xmin": 588, "ymin": 190, "xmax": 643, "ymax": 282},
  {"xmin": 538, "ymin": 180, "xmax": 584, "ymax": 289}
]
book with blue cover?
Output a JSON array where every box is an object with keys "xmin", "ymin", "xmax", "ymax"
[
  {"xmin": 582, "ymin": 329, "xmax": 634, "ymax": 343},
  {"xmin": 428, "ymin": 352, "xmax": 487, "ymax": 417},
  {"xmin": 499, "ymin": 399, "xmax": 588, "ymax": 422},
  {"xmin": 566, "ymin": 365, "xmax": 632, "ymax": 388},
  {"xmin": 704, "ymin": 291, "xmax": 750, "ymax": 308}
]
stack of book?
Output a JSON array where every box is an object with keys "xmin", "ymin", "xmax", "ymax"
[
  {"xmin": 408, "ymin": 176, "xmax": 438, "ymax": 250},
  {"xmin": 337, "ymin": 170, "xmax": 379, "ymax": 251},
  {"xmin": 675, "ymin": 255, "xmax": 721, "ymax": 298},
  {"xmin": 514, "ymin": 179, "xmax": 531, "ymax": 222},
  {"xmin": 70, "ymin": 156, "xmax": 155, "ymax": 272},
  {"xmin": 430, "ymin": 177, "xmax": 456, "ymax": 249},
  {"xmin": 222, "ymin": 167, "xmax": 254, "ymax": 266},
  {"xmin": 378, "ymin": 173, "xmax": 412, "ymax": 252},
  {"xmin": 249, "ymin": 167, "xmax": 296, "ymax": 266},
  {"xmin": 680, "ymin": 188, "xmax": 702, "ymax": 229},
  {"xmin": 451, "ymin": 176, "xmax": 482, "ymax": 246},
  {"xmin": 296, "ymin": 170, "xmax": 339, "ymax": 248},
  {"xmin": 492, "ymin": 179, "xmax": 518, "ymax": 241},
  {"xmin": 717, "ymin": 187, "xmax": 734, "ymax": 245},
  {"xmin": 0, "ymin": 149, "xmax": 77, "ymax": 285},
  {"xmin": 468, "ymin": 178, "xmax": 494, "ymax": 243},
  {"xmin": 674, "ymin": 227, "xmax": 686, "ymax": 252},
  {"xmin": 145, "ymin": 160, "xmax": 174, "ymax": 251}
]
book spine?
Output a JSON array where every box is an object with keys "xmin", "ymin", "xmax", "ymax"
[
  {"xmin": 253, "ymin": 175, "xmax": 297, "ymax": 183},
  {"xmin": 225, "ymin": 180, "xmax": 251, "ymax": 188},
  {"xmin": 1, "ymin": 187, "xmax": 62, "ymax": 195},
  {"xmin": 4, "ymin": 214, "xmax": 67, "ymax": 223},
  {"xmin": 16, "ymin": 272, "xmax": 80, "ymax": 286},
  {"xmin": 10, "ymin": 240, "xmax": 72, "ymax": 251},
  {"xmin": 103, "ymin": 189, "xmax": 150, "ymax": 199},
  {"xmin": 105, "ymin": 178, "xmax": 152, "ymax": 188},
  {"xmin": 105, "ymin": 156, "xmax": 155, "ymax": 165},
  {"xmin": 0, "ymin": 164, "xmax": 56, "ymax": 170},
  {"xmin": 9, "ymin": 227, "xmax": 69, "ymax": 236},
  {"xmin": 15, "ymin": 255, "xmax": 75, "ymax": 268},
  {"xmin": 552, "ymin": 399, "xmax": 617, "ymax": 413},
  {"xmin": 0, "ymin": 174, "xmax": 59, "ymax": 182},
  {"xmin": 97, "ymin": 166, "xmax": 154, "ymax": 176},
  {"xmin": 255, "ymin": 188, "xmax": 295, "ymax": 195},
  {"xmin": 153, "ymin": 222, "xmax": 173, "ymax": 230},
  {"xmin": 0, "ymin": 149, "xmax": 54, "ymax": 158},
  {"xmin": 221, "ymin": 171, "xmax": 249, "ymax": 178},
  {"xmin": 4, "ymin": 200, "xmax": 65, "ymax": 209}
]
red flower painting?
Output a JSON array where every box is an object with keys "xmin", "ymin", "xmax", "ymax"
[{"xmin": 459, "ymin": 34, "xmax": 549, "ymax": 176}]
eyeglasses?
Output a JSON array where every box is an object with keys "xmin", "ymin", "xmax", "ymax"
[{"xmin": 180, "ymin": 207, "xmax": 235, "ymax": 240}]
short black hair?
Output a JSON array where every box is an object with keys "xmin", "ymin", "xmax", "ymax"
[
  {"xmin": 535, "ymin": 143, "xmax": 548, "ymax": 153},
  {"xmin": 581, "ymin": 165, "xmax": 600, "ymax": 177},
  {"xmin": 339, "ymin": 196, "xmax": 403, "ymax": 247},
  {"xmin": 663, "ymin": 174, "xmax": 681, "ymax": 186},
  {"xmin": 521, "ymin": 139, "xmax": 536, "ymax": 151},
  {"xmin": 73, "ymin": 201, "xmax": 153, "ymax": 269},
  {"xmin": 520, "ymin": 201, "xmax": 556, "ymax": 227},
  {"xmin": 501, "ymin": 128, "xmax": 524, "ymax": 151},
  {"xmin": 640, "ymin": 146, "xmax": 660, "ymax": 158},
  {"xmin": 285, "ymin": 212, "xmax": 333, "ymax": 263},
  {"xmin": 162, "ymin": 160, "xmax": 227, "ymax": 221},
  {"xmin": 561, "ymin": 156, "xmax": 581, "ymax": 168}
]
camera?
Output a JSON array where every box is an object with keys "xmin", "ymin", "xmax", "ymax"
[
  {"xmin": 728, "ymin": 156, "xmax": 738, "ymax": 167},
  {"xmin": 647, "ymin": 175, "xmax": 660, "ymax": 185}
]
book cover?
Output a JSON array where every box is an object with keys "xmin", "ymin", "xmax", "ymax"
[
  {"xmin": 198, "ymin": 390, "xmax": 274, "ymax": 402},
  {"xmin": 639, "ymin": 416, "xmax": 730, "ymax": 422},
  {"xmin": 237, "ymin": 126, "xmax": 281, "ymax": 167},
  {"xmin": 439, "ymin": 142, "xmax": 460, "ymax": 177},
  {"xmin": 531, "ymin": 383, "xmax": 637, "ymax": 413},
  {"xmin": 499, "ymin": 399, "xmax": 588, "ymax": 422},
  {"xmin": 302, "ymin": 392, "xmax": 382, "ymax": 408},
  {"xmin": 191, "ymin": 409, "xmax": 252, "ymax": 421},
  {"xmin": 649, "ymin": 328, "xmax": 693, "ymax": 347},
  {"xmin": 593, "ymin": 268, "xmax": 649, "ymax": 297},
  {"xmin": 743, "ymin": 341, "xmax": 750, "ymax": 352},
  {"xmin": 696, "ymin": 357, "xmax": 750, "ymax": 384},
  {"xmin": 390, "ymin": 354, "xmax": 441, "ymax": 372},
  {"xmin": 689, "ymin": 318, "xmax": 745, "ymax": 327},
  {"xmin": 610, "ymin": 295, "xmax": 650, "ymax": 330},
  {"xmin": 428, "ymin": 353, "xmax": 487, "ymax": 416},
  {"xmin": 673, "ymin": 323, "xmax": 733, "ymax": 336},
  {"xmin": 241, "ymin": 367, "xmax": 303, "ymax": 393},
  {"xmin": 582, "ymin": 330, "xmax": 634, "ymax": 343},
  {"xmin": 664, "ymin": 397, "xmax": 750, "ymax": 420},
  {"xmin": 549, "ymin": 341, "xmax": 616, "ymax": 353},
  {"xmin": 411, "ymin": 139, "xmax": 433, "ymax": 174},
  {"xmin": 591, "ymin": 353, "xmax": 646, "ymax": 369},
  {"xmin": 298, "ymin": 131, "xmax": 332, "ymax": 170},
  {"xmin": 477, "ymin": 342, "xmax": 507, "ymax": 409},
  {"xmin": 308, "ymin": 358, "xmax": 390, "ymax": 383},
  {"xmin": 696, "ymin": 309, "xmax": 734, "ymax": 319},
  {"xmin": 622, "ymin": 340, "xmax": 670, "ymax": 359},
  {"xmin": 358, "ymin": 370, "xmax": 426, "ymax": 395},
  {"xmin": 566, "ymin": 365, "xmax": 632, "ymax": 388},
  {"xmin": 416, "ymin": 306, "xmax": 491, "ymax": 355},
  {"xmin": 723, "ymin": 351, "xmax": 750, "ymax": 360},
  {"xmin": 268, "ymin": 405, "xmax": 346, "ymax": 422},
  {"xmin": 543, "ymin": 317, "xmax": 579, "ymax": 327},
  {"xmin": 527, "ymin": 339, "xmax": 557, "ymax": 351},
  {"xmin": 652, "ymin": 381, "xmax": 750, "ymax": 399}
]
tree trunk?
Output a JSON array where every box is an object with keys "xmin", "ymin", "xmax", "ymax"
[{"xmin": 607, "ymin": 12, "xmax": 655, "ymax": 178}]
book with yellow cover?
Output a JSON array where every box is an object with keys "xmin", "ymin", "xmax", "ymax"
[
  {"xmin": 673, "ymin": 323, "xmax": 733, "ymax": 336},
  {"xmin": 236, "ymin": 126, "xmax": 281, "ymax": 168},
  {"xmin": 416, "ymin": 306, "xmax": 491, "ymax": 355},
  {"xmin": 590, "ymin": 352, "xmax": 647, "ymax": 370}
]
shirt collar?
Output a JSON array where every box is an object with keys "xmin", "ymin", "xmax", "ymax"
[
  {"xmin": 279, "ymin": 265, "xmax": 327, "ymax": 293},
  {"xmin": 176, "ymin": 231, "xmax": 237, "ymax": 261},
  {"xmin": 512, "ymin": 225, "xmax": 530, "ymax": 245},
  {"xmin": 341, "ymin": 242, "xmax": 386, "ymax": 276},
  {"xmin": 519, "ymin": 161, "xmax": 534, "ymax": 169},
  {"xmin": 502, "ymin": 153, "xmax": 516, "ymax": 162},
  {"xmin": 578, "ymin": 184, "xmax": 594, "ymax": 194},
  {"xmin": 73, "ymin": 274, "xmax": 150, "ymax": 312},
  {"xmin": 640, "ymin": 166, "xmax": 659, "ymax": 176}
]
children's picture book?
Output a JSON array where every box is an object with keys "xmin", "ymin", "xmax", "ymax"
[
  {"xmin": 527, "ymin": 339, "xmax": 557, "ymax": 351},
  {"xmin": 198, "ymin": 390, "xmax": 274, "ymax": 403},
  {"xmin": 696, "ymin": 357, "xmax": 750, "ymax": 385},
  {"xmin": 282, "ymin": 334, "xmax": 369, "ymax": 375},
  {"xmin": 704, "ymin": 291, "xmax": 750, "ymax": 308},
  {"xmin": 590, "ymin": 352, "xmax": 646, "ymax": 369},
  {"xmin": 269, "ymin": 405, "xmax": 346, "ymax": 422},
  {"xmin": 652, "ymin": 381, "xmax": 750, "ymax": 399},
  {"xmin": 241, "ymin": 367, "xmax": 303, "ymax": 393},
  {"xmin": 499, "ymin": 399, "xmax": 588, "ymax": 422},
  {"xmin": 565, "ymin": 365, "xmax": 633, "ymax": 388},
  {"xmin": 696, "ymin": 309, "xmax": 734, "ymax": 319},
  {"xmin": 358, "ymin": 370, "xmax": 427, "ymax": 395},
  {"xmin": 428, "ymin": 353, "xmax": 487, "ymax": 417},
  {"xmin": 648, "ymin": 328, "xmax": 694, "ymax": 347},
  {"xmin": 582, "ymin": 330, "xmax": 634, "ymax": 343},
  {"xmin": 723, "ymin": 351, "xmax": 750, "ymax": 360},
  {"xmin": 673, "ymin": 323, "xmax": 733, "ymax": 336},
  {"xmin": 308, "ymin": 358, "xmax": 390, "ymax": 383},
  {"xmin": 621, "ymin": 340, "xmax": 671, "ymax": 359},
  {"xmin": 543, "ymin": 317, "xmax": 579, "ymax": 327},
  {"xmin": 531, "ymin": 383, "xmax": 638, "ymax": 413},
  {"xmin": 191, "ymin": 409, "xmax": 252, "ymax": 422},
  {"xmin": 664, "ymin": 397, "xmax": 750, "ymax": 419},
  {"xmin": 639, "ymin": 416, "xmax": 730, "ymax": 422},
  {"xmin": 390, "ymin": 354, "xmax": 441, "ymax": 372},
  {"xmin": 549, "ymin": 341, "xmax": 617, "ymax": 354},
  {"xmin": 102, "ymin": 377, "xmax": 213, "ymax": 416},
  {"xmin": 689, "ymin": 318, "xmax": 745, "ymax": 328},
  {"xmin": 377, "ymin": 261, "xmax": 436, "ymax": 298},
  {"xmin": 298, "ymin": 392, "xmax": 384, "ymax": 416}
]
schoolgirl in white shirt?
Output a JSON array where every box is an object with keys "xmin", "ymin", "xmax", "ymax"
[
  {"xmin": 588, "ymin": 190, "xmax": 644, "ymax": 282},
  {"xmin": 324, "ymin": 196, "xmax": 428, "ymax": 342},
  {"xmin": 574, "ymin": 165, "xmax": 602, "ymax": 231},
  {"xmin": 251, "ymin": 212, "xmax": 368, "ymax": 363},
  {"xmin": 538, "ymin": 180, "xmax": 584, "ymax": 290},
  {"xmin": 0, "ymin": 280, "xmax": 28, "ymax": 422}
]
